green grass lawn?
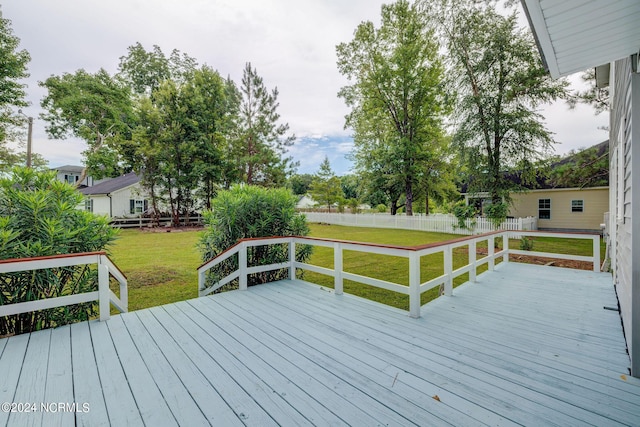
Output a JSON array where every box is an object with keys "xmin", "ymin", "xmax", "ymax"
[
  {"xmin": 109, "ymin": 229, "xmax": 202, "ymax": 311},
  {"xmin": 109, "ymin": 224, "xmax": 605, "ymax": 312}
]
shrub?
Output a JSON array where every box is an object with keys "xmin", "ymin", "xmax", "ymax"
[
  {"xmin": 0, "ymin": 167, "xmax": 117, "ymax": 336},
  {"xmin": 452, "ymin": 201, "xmax": 476, "ymax": 230},
  {"xmin": 376, "ymin": 204, "xmax": 387, "ymax": 213},
  {"xmin": 520, "ymin": 236, "xmax": 534, "ymax": 251},
  {"xmin": 199, "ymin": 185, "xmax": 312, "ymax": 291},
  {"xmin": 485, "ymin": 202, "xmax": 508, "ymax": 229}
]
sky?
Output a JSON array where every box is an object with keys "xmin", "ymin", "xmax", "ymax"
[{"xmin": 3, "ymin": 0, "xmax": 608, "ymax": 176}]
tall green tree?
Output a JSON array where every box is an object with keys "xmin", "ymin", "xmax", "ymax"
[
  {"xmin": 337, "ymin": 0, "xmax": 448, "ymax": 216},
  {"xmin": 435, "ymin": 1, "xmax": 569, "ymax": 204},
  {"xmin": 309, "ymin": 156, "xmax": 343, "ymax": 212},
  {"xmin": 289, "ymin": 173, "xmax": 314, "ymax": 195},
  {"xmin": 0, "ymin": 10, "xmax": 30, "ymax": 167},
  {"xmin": 117, "ymin": 42, "xmax": 197, "ymax": 97},
  {"xmin": 231, "ymin": 63, "xmax": 296, "ymax": 187},
  {"xmin": 39, "ymin": 69, "xmax": 133, "ymax": 183}
]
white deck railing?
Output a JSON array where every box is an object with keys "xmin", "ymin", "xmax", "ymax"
[
  {"xmin": 303, "ymin": 212, "xmax": 537, "ymax": 235},
  {"xmin": 198, "ymin": 231, "xmax": 601, "ymax": 318},
  {"xmin": 0, "ymin": 252, "xmax": 128, "ymax": 321}
]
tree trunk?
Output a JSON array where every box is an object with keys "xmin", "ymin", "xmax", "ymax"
[
  {"xmin": 390, "ymin": 200, "xmax": 398, "ymax": 215},
  {"xmin": 405, "ymin": 181, "xmax": 413, "ymax": 216}
]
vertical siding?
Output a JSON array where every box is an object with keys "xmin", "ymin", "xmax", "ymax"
[{"xmin": 611, "ymin": 56, "xmax": 636, "ymax": 372}]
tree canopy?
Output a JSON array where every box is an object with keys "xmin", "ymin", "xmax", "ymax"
[
  {"xmin": 309, "ymin": 156, "xmax": 343, "ymax": 211},
  {"xmin": 434, "ymin": 0, "xmax": 569, "ymax": 204},
  {"xmin": 37, "ymin": 43, "xmax": 298, "ymax": 224},
  {"xmin": 0, "ymin": 10, "xmax": 31, "ymax": 170},
  {"xmin": 337, "ymin": 0, "xmax": 449, "ymax": 215}
]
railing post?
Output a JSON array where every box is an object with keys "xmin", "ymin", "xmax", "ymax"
[
  {"xmin": 444, "ymin": 246, "xmax": 453, "ymax": 296},
  {"xmin": 198, "ymin": 269, "xmax": 206, "ymax": 297},
  {"xmin": 334, "ymin": 242, "xmax": 343, "ymax": 295},
  {"xmin": 409, "ymin": 253, "xmax": 421, "ymax": 318},
  {"xmin": 469, "ymin": 240, "xmax": 477, "ymax": 282},
  {"xmin": 239, "ymin": 241, "xmax": 247, "ymax": 290},
  {"xmin": 593, "ymin": 235, "xmax": 601, "ymax": 272},
  {"xmin": 288, "ymin": 238, "xmax": 296, "ymax": 280},
  {"xmin": 502, "ymin": 233, "xmax": 509, "ymax": 263},
  {"xmin": 488, "ymin": 235, "xmax": 495, "ymax": 271},
  {"xmin": 98, "ymin": 257, "xmax": 110, "ymax": 321}
]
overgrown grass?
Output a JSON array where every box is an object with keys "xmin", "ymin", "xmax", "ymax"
[{"xmin": 109, "ymin": 224, "xmax": 605, "ymax": 312}]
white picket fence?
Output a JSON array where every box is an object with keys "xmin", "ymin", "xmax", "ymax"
[{"xmin": 304, "ymin": 212, "xmax": 537, "ymax": 235}]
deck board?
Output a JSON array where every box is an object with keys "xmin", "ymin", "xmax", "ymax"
[{"xmin": 1, "ymin": 262, "xmax": 639, "ymax": 426}]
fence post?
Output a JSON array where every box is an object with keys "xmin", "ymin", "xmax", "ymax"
[
  {"xmin": 239, "ymin": 241, "xmax": 248, "ymax": 290},
  {"xmin": 469, "ymin": 240, "xmax": 477, "ymax": 282},
  {"xmin": 98, "ymin": 257, "xmax": 110, "ymax": 321},
  {"xmin": 488, "ymin": 235, "xmax": 495, "ymax": 271},
  {"xmin": 593, "ymin": 235, "xmax": 601, "ymax": 272},
  {"xmin": 444, "ymin": 246, "xmax": 453, "ymax": 296},
  {"xmin": 409, "ymin": 252, "xmax": 421, "ymax": 318},
  {"xmin": 288, "ymin": 238, "xmax": 296, "ymax": 280},
  {"xmin": 334, "ymin": 242, "xmax": 343, "ymax": 295}
]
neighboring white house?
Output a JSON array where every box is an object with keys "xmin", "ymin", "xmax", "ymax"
[
  {"xmin": 296, "ymin": 195, "xmax": 316, "ymax": 209},
  {"xmin": 79, "ymin": 172, "xmax": 149, "ymax": 218},
  {"xmin": 52, "ymin": 165, "xmax": 115, "ymax": 188},
  {"xmin": 522, "ymin": 0, "xmax": 640, "ymax": 376}
]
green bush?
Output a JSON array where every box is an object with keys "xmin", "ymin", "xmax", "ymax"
[
  {"xmin": 0, "ymin": 167, "xmax": 117, "ymax": 336},
  {"xmin": 520, "ymin": 236, "xmax": 534, "ymax": 251},
  {"xmin": 199, "ymin": 185, "xmax": 312, "ymax": 291},
  {"xmin": 376, "ymin": 204, "xmax": 387, "ymax": 213},
  {"xmin": 485, "ymin": 202, "xmax": 509, "ymax": 229},
  {"xmin": 452, "ymin": 201, "xmax": 476, "ymax": 230}
]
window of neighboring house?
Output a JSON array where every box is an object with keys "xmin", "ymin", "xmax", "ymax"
[
  {"xmin": 85, "ymin": 199, "xmax": 93, "ymax": 213},
  {"xmin": 64, "ymin": 174, "xmax": 79, "ymax": 184},
  {"xmin": 538, "ymin": 199, "xmax": 551, "ymax": 219},
  {"xmin": 129, "ymin": 199, "xmax": 148, "ymax": 215},
  {"xmin": 571, "ymin": 200, "xmax": 584, "ymax": 213}
]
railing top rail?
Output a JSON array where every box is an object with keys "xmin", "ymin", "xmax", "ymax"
[
  {"xmin": 0, "ymin": 251, "xmax": 106, "ymax": 265},
  {"xmin": 101, "ymin": 254, "xmax": 128, "ymax": 279},
  {"xmin": 198, "ymin": 231, "xmax": 509, "ymax": 269},
  {"xmin": 0, "ymin": 251, "xmax": 127, "ymax": 279},
  {"xmin": 512, "ymin": 230, "xmax": 601, "ymax": 238}
]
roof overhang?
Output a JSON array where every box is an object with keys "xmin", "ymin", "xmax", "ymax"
[{"xmin": 521, "ymin": 0, "xmax": 640, "ymax": 78}]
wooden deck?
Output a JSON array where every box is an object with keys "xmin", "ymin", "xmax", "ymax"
[{"xmin": 1, "ymin": 262, "xmax": 639, "ymax": 426}]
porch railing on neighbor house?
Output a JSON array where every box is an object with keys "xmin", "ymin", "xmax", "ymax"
[
  {"xmin": 303, "ymin": 212, "xmax": 537, "ymax": 235},
  {"xmin": 0, "ymin": 252, "xmax": 128, "ymax": 321},
  {"xmin": 198, "ymin": 230, "xmax": 601, "ymax": 318}
]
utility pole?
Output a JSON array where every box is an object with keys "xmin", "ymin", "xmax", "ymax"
[{"xmin": 18, "ymin": 109, "xmax": 33, "ymax": 168}]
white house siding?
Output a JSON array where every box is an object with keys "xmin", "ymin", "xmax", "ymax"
[
  {"xmin": 610, "ymin": 56, "xmax": 639, "ymax": 374},
  {"xmin": 109, "ymin": 184, "xmax": 148, "ymax": 217},
  {"xmin": 92, "ymin": 196, "xmax": 112, "ymax": 217}
]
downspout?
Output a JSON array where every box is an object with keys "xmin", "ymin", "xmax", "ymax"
[{"xmin": 107, "ymin": 193, "xmax": 113, "ymax": 218}]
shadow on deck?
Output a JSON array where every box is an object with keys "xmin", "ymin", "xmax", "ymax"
[{"xmin": 1, "ymin": 262, "xmax": 638, "ymax": 426}]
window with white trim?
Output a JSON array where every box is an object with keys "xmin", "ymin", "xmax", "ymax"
[
  {"xmin": 571, "ymin": 200, "xmax": 584, "ymax": 213},
  {"xmin": 538, "ymin": 199, "xmax": 551, "ymax": 219},
  {"xmin": 129, "ymin": 199, "xmax": 148, "ymax": 214},
  {"xmin": 85, "ymin": 199, "xmax": 93, "ymax": 213}
]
